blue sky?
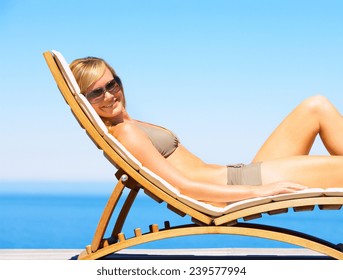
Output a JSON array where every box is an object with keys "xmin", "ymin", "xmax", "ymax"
[{"xmin": 1, "ymin": 0, "xmax": 343, "ymax": 187}]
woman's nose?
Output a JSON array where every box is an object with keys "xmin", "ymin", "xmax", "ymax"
[{"xmin": 104, "ymin": 91, "xmax": 114, "ymax": 100}]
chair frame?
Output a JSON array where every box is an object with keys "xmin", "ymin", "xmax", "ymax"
[{"xmin": 43, "ymin": 50, "xmax": 343, "ymax": 260}]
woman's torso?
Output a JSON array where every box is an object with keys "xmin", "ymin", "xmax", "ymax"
[{"xmin": 133, "ymin": 121, "xmax": 227, "ymax": 185}]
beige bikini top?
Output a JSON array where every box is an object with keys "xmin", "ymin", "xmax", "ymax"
[{"xmin": 135, "ymin": 122, "xmax": 180, "ymax": 158}]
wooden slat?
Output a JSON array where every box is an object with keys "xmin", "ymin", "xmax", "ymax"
[
  {"xmin": 149, "ymin": 224, "xmax": 159, "ymax": 233},
  {"xmin": 118, "ymin": 233, "xmax": 126, "ymax": 242},
  {"xmin": 319, "ymin": 205, "xmax": 342, "ymax": 210},
  {"xmin": 243, "ymin": 213, "xmax": 262, "ymax": 221},
  {"xmin": 134, "ymin": 228, "xmax": 142, "ymax": 237},
  {"xmin": 268, "ymin": 209, "xmax": 288, "ymax": 215},
  {"xmin": 294, "ymin": 206, "xmax": 315, "ymax": 212}
]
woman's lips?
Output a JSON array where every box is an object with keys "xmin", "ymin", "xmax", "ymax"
[{"xmin": 102, "ymin": 99, "xmax": 117, "ymax": 108}]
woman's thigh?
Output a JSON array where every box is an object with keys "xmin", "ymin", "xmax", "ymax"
[
  {"xmin": 253, "ymin": 97, "xmax": 320, "ymax": 162},
  {"xmin": 261, "ymin": 155, "xmax": 343, "ymax": 188},
  {"xmin": 253, "ymin": 96, "xmax": 343, "ymax": 162}
]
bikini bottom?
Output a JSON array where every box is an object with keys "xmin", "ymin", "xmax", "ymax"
[{"xmin": 227, "ymin": 162, "xmax": 262, "ymax": 185}]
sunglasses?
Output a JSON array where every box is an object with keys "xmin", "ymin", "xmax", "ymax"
[{"xmin": 85, "ymin": 76, "xmax": 122, "ymax": 104}]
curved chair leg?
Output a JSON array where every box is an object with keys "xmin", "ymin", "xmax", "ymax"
[{"xmin": 78, "ymin": 223, "xmax": 343, "ymax": 260}]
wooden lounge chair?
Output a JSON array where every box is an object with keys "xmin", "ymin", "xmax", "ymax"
[{"xmin": 43, "ymin": 50, "xmax": 343, "ymax": 260}]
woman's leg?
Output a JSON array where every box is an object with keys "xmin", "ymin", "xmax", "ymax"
[
  {"xmin": 253, "ymin": 95, "xmax": 343, "ymax": 162},
  {"xmin": 261, "ymin": 155, "xmax": 343, "ymax": 188}
]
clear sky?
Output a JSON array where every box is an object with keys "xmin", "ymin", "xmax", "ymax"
[{"xmin": 1, "ymin": 0, "xmax": 343, "ymax": 186}]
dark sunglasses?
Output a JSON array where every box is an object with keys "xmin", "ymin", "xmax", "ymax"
[{"xmin": 85, "ymin": 76, "xmax": 122, "ymax": 104}]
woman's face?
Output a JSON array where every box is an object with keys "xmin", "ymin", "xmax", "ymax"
[{"xmin": 85, "ymin": 67, "xmax": 125, "ymax": 121}]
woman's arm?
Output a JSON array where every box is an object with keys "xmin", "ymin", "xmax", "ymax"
[{"xmin": 114, "ymin": 123, "xmax": 306, "ymax": 203}]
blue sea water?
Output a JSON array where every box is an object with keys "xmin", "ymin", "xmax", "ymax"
[{"xmin": 1, "ymin": 181, "xmax": 343, "ymax": 249}]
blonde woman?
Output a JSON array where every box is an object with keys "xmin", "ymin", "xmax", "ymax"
[{"xmin": 70, "ymin": 57, "xmax": 343, "ymax": 205}]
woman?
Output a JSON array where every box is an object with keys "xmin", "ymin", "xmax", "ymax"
[{"xmin": 70, "ymin": 57, "xmax": 343, "ymax": 205}]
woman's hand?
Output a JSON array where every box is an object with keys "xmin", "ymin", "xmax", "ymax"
[{"xmin": 252, "ymin": 181, "xmax": 308, "ymax": 198}]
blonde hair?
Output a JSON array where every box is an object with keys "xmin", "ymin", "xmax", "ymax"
[{"xmin": 69, "ymin": 57, "xmax": 126, "ymax": 108}]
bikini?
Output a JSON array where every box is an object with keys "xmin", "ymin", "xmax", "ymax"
[
  {"xmin": 135, "ymin": 122, "xmax": 179, "ymax": 158},
  {"xmin": 135, "ymin": 122, "xmax": 262, "ymax": 185}
]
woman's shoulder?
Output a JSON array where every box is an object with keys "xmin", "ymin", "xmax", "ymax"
[
  {"xmin": 109, "ymin": 121, "xmax": 144, "ymax": 139},
  {"xmin": 108, "ymin": 121, "xmax": 159, "ymax": 159}
]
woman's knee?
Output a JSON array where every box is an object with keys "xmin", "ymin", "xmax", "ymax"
[{"xmin": 299, "ymin": 95, "xmax": 333, "ymax": 117}]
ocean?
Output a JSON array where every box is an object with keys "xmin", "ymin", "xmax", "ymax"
[{"xmin": 1, "ymin": 181, "xmax": 343, "ymax": 250}]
